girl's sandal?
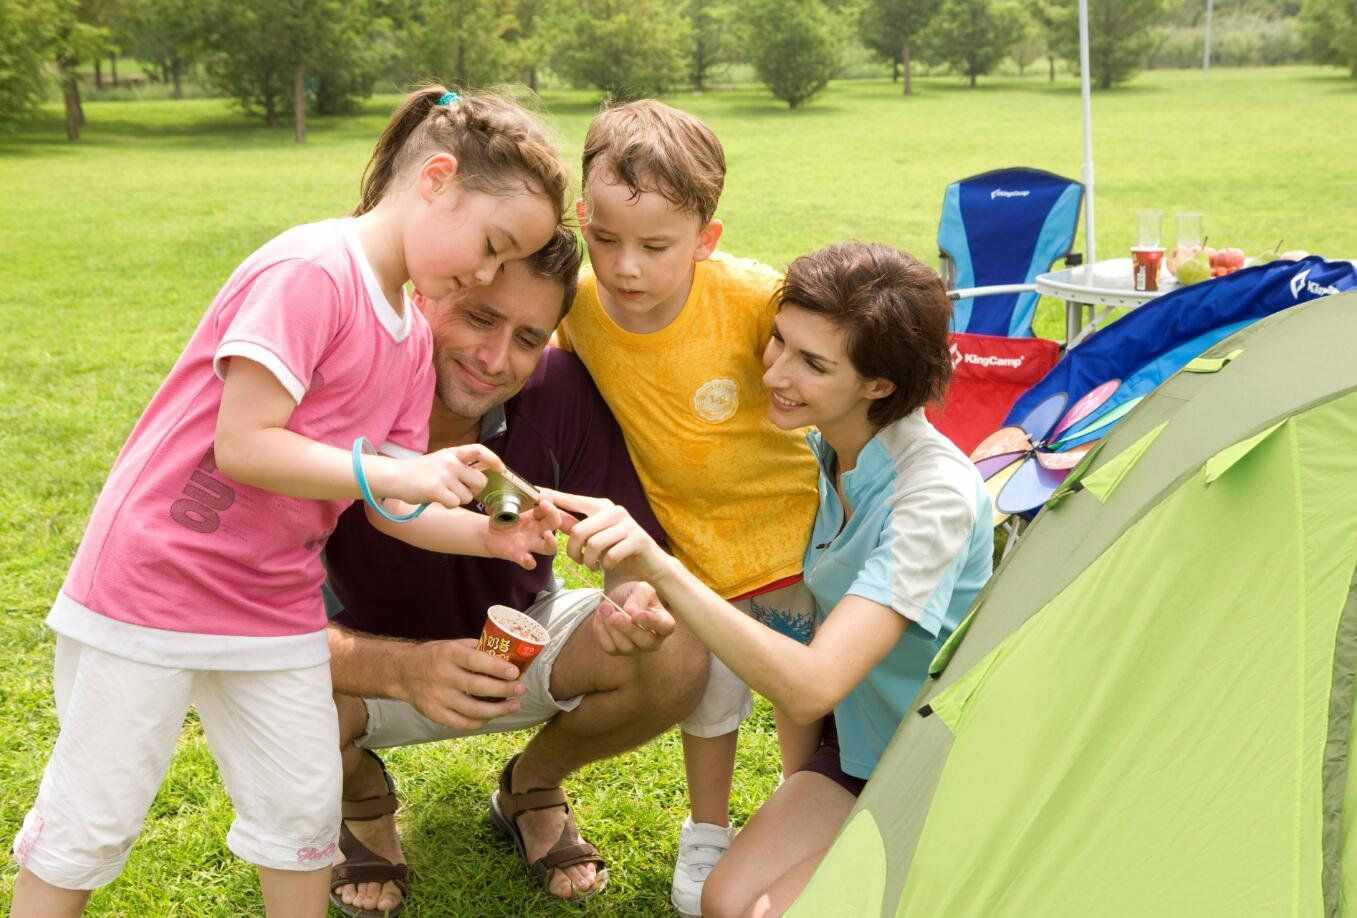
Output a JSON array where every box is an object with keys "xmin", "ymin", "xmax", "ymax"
[
  {"xmin": 329, "ymin": 749, "xmax": 411, "ymax": 918},
  {"xmin": 488, "ymin": 753, "xmax": 610, "ymax": 901}
]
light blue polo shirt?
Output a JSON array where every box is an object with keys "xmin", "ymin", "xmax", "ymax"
[{"xmin": 802, "ymin": 409, "xmax": 993, "ymax": 779}]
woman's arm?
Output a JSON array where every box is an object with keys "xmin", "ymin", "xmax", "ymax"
[{"xmin": 553, "ymin": 491, "xmax": 907, "ymax": 723}]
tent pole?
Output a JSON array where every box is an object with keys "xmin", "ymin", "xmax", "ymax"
[{"xmin": 1078, "ymin": 0, "xmax": 1096, "ymax": 271}]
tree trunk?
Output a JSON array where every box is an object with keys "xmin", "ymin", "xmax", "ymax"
[
  {"xmin": 902, "ymin": 43, "xmax": 912, "ymax": 95},
  {"xmin": 95, "ymin": 59, "xmax": 103, "ymax": 89},
  {"xmin": 969, "ymin": 66, "xmax": 977, "ymax": 88},
  {"xmin": 172, "ymin": 62, "xmax": 183, "ymax": 99},
  {"xmin": 61, "ymin": 64, "xmax": 82, "ymax": 141},
  {"xmin": 527, "ymin": 66, "xmax": 538, "ymax": 92},
  {"xmin": 111, "ymin": 55, "xmax": 119, "ymax": 87},
  {"xmin": 264, "ymin": 71, "xmax": 277, "ymax": 127},
  {"xmin": 892, "ymin": 58, "xmax": 899, "ymax": 82},
  {"xmin": 1048, "ymin": 54, "xmax": 1055, "ymax": 81},
  {"xmin": 293, "ymin": 63, "xmax": 306, "ymax": 144}
]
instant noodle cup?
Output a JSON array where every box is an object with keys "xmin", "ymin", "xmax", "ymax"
[{"xmin": 477, "ymin": 604, "xmax": 549, "ymax": 675}]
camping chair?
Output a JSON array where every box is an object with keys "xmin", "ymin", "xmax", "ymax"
[{"xmin": 939, "ymin": 166, "xmax": 1085, "ymax": 338}]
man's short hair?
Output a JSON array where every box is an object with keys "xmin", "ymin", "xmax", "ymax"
[
  {"xmin": 776, "ymin": 242, "xmax": 954, "ymax": 429},
  {"xmin": 526, "ymin": 225, "xmax": 583, "ymax": 324},
  {"xmin": 581, "ymin": 100, "xmax": 726, "ymax": 224}
]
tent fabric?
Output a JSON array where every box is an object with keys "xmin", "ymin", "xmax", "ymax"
[
  {"xmin": 1006, "ymin": 256, "xmax": 1357, "ymax": 451},
  {"xmin": 1080, "ymin": 421, "xmax": 1166, "ymax": 502},
  {"xmin": 925, "ymin": 332, "xmax": 1061, "ymax": 455},
  {"xmin": 788, "ymin": 291, "xmax": 1357, "ymax": 917},
  {"xmin": 939, "ymin": 167, "xmax": 1083, "ymax": 337},
  {"xmin": 896, "ymin": 399, "xmax": 1357, "ymax": 916}
]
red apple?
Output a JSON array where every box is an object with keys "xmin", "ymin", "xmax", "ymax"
[{"xmin": 1210, "ymin": 247, "xmax": 1246, "ymax": 271}]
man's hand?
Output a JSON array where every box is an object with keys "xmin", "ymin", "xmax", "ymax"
[
  {"xmin": 592, "ymin": 580, "xmax": 675, "ymax": 656},
  {"xmin": 398, "ymin": 638, "xmax": 526, "ymax": 730},
  {"xmin": 482, "ymin": 496, "xmax": 563, "ymax": 569}
]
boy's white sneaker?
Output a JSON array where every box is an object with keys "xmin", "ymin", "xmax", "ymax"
[{"xmin": 670, "ymin": 816, "xmax": 736, "ymax": 917}]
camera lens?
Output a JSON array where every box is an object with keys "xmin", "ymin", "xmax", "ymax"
[{"xmin": 490, "ymin": 492, "xmax": 522, "ymax": 527}]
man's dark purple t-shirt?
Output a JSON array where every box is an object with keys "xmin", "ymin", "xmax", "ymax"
[{"xmin": 324, "ymin": 348, "xmax": 666, "ymax": 642}]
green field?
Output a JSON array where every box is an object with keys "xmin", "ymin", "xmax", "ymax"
[{"xmin": 2, "ymin": 66, "xmax": 1355, "ymax": 915}]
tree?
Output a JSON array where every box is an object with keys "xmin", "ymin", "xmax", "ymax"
[
  {"xmin": 405, "ymin": 0, "xmax": 519, "ymax": 90},
  {"xmin": 1042, "ymin": 0, "xmax": 1164, "ymax": 90},
  {"xmin": 204, "ymin": 0, "xmax": 387, "ymax": 137},
  {"xmin": 0, "ymin": 0, "xmax": 63, "ymax": 124},
  {"xmin": 544, "ymin": 0, "xmax": 690, "ymax": 100},
  {"xmin": 1029, "ymin": 1, "xmax": 1061, "ymax": 81},
  {"xmin": 922, "ymin": 0, "xmax": 1020, "ymax": 87},
  {"xmin": 742, "ymin": 0, "xmax": 847, "ymax": 107},
  {"xmin": 858, "ymin": 0, "xmax": 941, "ymax": 95},
  {"xmin": 1300, "ymin": 0, "xmax": 1357, "ymax": 77},
  {"xmin": 1009, "ymin": 5, "xmax": 1043, "ymax": 76},
  {"xmin": 120, "ymin": 0, "xmax": 204, "ymax": 98},
  {"xmin": 688, "ymin": 0, "xmax": 736, "ymax": 91}
]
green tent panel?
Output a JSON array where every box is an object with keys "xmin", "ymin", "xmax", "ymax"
[{"xmin": 791, "ymin": 291, "xmax": 1357, "ymax": 917}]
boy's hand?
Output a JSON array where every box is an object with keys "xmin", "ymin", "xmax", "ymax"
[
  {"xmin": 389, "ymin": 444, "xmax": 503, "ymax": 509},
  {"xmin": 482, "ymin": 495, "xmax": 563, "ymax": 569}
]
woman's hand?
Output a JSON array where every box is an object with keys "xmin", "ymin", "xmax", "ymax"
[
  {"xmin": 482, "ymin": 494, "xmax": 563, "ymax": 570},
  {"xmin": 593, "ymin": 581, "xmax": 675, "ymax": 656},
  {"xmin": 548, "ymin": 491, "xmax": 674, "ymax": 585}
]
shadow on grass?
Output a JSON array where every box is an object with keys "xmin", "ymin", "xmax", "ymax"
[{"xmin": 0, "ymin": 99, "xmax": 392, "ymax": 158}]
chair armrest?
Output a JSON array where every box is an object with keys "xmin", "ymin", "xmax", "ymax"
[{"xmin": 946, "ymin": 283, "xmax": 1036, "ymax": 300}]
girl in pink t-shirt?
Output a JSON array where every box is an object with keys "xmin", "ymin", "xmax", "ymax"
[{"xmin": 11, "ymin": 87, "xmax": 570, "ymax": 918}]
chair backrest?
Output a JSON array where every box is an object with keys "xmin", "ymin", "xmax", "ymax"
[
  {"xmin": 939, "ymin": 167, "xmax": 1083, "ymax": 337},
  {"xmin": 926, "ymin": 332, "xmax": 1061, "ymax": 455}
]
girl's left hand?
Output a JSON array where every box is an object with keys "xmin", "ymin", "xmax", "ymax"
[
  {"xmin": 547, "ymin": 490, "xmax": 672, "ymax": 585},
  {"xmin": 483, "ymin": 495, "xmax": 562, "ymax": 569}
]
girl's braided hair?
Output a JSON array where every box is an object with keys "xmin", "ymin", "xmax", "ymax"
[{"xmin": 355, "ymin": 85, "xmax": 568, "ymax": 223}]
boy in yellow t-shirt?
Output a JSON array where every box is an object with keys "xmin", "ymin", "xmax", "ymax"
[{"xmin": 555, "ymin": 100, "xmax": 820, "ymax": 916}]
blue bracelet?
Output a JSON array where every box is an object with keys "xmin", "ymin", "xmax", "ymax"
[{"xmin": 352, "ymin": 436, "xmax": 428, "ymax": 523}]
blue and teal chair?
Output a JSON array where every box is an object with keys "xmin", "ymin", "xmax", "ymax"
[{"xmin": 939, "ymin": 167, "xmax": 1084, "ymax": 337}]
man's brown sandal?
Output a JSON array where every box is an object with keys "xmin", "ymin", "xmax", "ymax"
[
  {"xmin": 329, "ymin": 749, "xmax": 410, "ymax": 918},
  {"xmin": 489, "ymin": 753, "xmax": 610, "ymax": 901}
]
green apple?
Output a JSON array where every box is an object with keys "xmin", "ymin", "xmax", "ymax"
[{"xmin": 1176, "ymin": 255, "xmax": 1212, "ymax": 286}]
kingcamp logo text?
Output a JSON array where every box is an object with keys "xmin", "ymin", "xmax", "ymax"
[
  {"xmin": 951, "ymin": 342, "xmax": 1025, "ymax": 370},
  {"xmin": 1290, "ymin": 268, "xmax": 1342, "ymax": 300},
  {"xmin": 991, "ymin": 189, "xmax": 1031, "ymax": 200}
]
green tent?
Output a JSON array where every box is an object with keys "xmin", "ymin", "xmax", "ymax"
[{"xmin": 790, "ymin": 291, "xmax": 1357, "ymax": 917}]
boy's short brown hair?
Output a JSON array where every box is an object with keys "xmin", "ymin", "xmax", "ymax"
[
  {"xmin": 581, "ymin": 100, "xmax": 726, "ymax": 224},
  {"xmin": 776, "ymin": 242, "xmax": 954, "ymax": 429},
  {"xmin": 527, "ymin": 225, "xmax": 583, "ymax": 324}
]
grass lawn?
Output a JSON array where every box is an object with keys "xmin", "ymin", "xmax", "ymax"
[{"xmin": 2, "ymin": 65, "xmax": 1355, "ymax": 915}]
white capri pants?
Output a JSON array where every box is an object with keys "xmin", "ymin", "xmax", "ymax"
[
  {"xmin": 11, "ymin": 636, "xmax": 341, "ymax": 890},
  {"xmin": 682, "ymin": 580, "xmax": 817, "ymax": 738}
]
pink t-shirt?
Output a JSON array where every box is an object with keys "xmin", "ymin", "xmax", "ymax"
[{"xmin": 49, "ymin": 218, "xmax": 434, "ymax": 670}]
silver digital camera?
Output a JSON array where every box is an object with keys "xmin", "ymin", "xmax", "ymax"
[{"xmin": 478, "ymin": 467, "xmax": 541, "ymax": 527}]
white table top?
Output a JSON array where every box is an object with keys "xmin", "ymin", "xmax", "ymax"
[{"xmin": 1036, "ymin": 257, "xmax": 1177, "ymax": 310}]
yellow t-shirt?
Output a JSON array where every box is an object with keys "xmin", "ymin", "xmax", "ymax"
[{"xmin": 558, "ymin": 252, "xmax": 819, "ymax": 599}]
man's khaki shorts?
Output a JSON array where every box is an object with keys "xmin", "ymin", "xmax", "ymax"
[{"xmin": 358, "ymin": 588, "xmax": 601, "ymax": 749}]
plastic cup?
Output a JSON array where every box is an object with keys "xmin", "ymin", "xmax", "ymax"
[
  {"xmin": 1175, "ymin": 212, "xmax": 1203, "ymax": 247},
  {"xmin": 1130, "ymin": 246, "xmax": 1166, "ymax": 292},
  {"xmin": 1136, "ymin": 209, "xmax": 1162, "ymax": 248},
  {"xmin": 477, "ymin": 604, "xmax": 548, "ymax": 674}
]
